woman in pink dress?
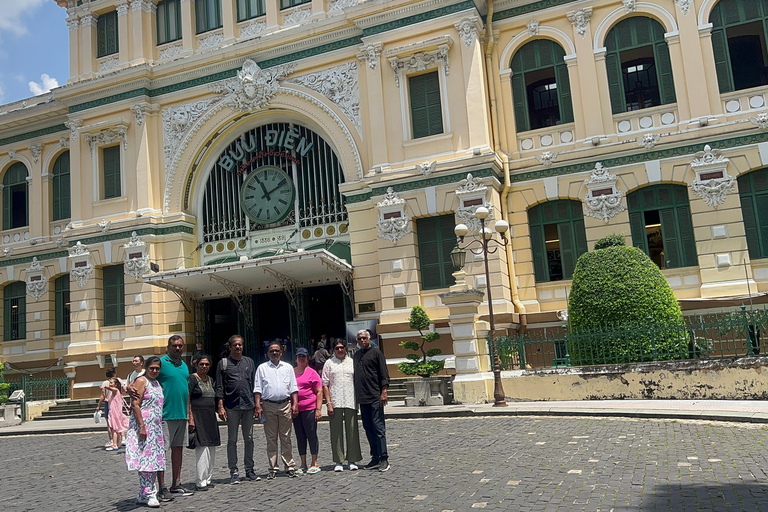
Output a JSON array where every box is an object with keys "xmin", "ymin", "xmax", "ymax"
[
  {"xmin": 125, "ymin": 356, "xmax": 166, "ymax": 508},
  {"xmin": 105, "ymin": 377, "xmax": 129, "ymax": 451}
]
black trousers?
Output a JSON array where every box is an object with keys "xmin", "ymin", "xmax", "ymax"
[
  {"xmin": 360, "ymin": 401, "xmax": 388, "ymax": 461},
  {"xmin": 292, "ymin": 410, "xmax": 319, "ymax": 456}
]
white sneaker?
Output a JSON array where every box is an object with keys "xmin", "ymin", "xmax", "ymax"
[
  {"xmin": 105, "ymin": 441, "xmax": 113, "ymax": 448},
  {"xmin": 334, "ymin": 464, "xmax": 343, "ymax": 472},
  {"xmin": 349, "ymin": 463, "xmax": 358, "ymax": 471},
  {"xmin": 147, "ymin": 497, "xmax": 160, "ymax": 508}
]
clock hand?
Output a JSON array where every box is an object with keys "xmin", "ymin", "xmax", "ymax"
[{"xmin": 258, "ymin": 180, "xmax": 272, "ymax": 201}]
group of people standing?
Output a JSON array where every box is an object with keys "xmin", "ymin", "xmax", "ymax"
[{"xmin": 117, "ymin": 329, "xmax": 390, "ymax": 508}]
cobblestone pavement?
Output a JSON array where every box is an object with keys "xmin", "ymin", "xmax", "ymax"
[{"xmin": 1, "ymin": 416, "xmax": 767, "ymax": 512}]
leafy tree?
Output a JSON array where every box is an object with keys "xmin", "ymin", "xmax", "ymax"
[
  {"xmin": 567, "ymin": 234, "xmax": 687, "ymax": 364},
  {"xmin": 398, "ymin": 306, "xmax": 445, "ymax": 377},
  {"xmin": 0, "ymin": 365, "xmax": 9, "ymax": 404}
]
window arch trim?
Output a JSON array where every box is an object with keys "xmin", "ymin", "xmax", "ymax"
[{"xmin": 593, "ymin": 5, "xmax": 678, "ymax": 50}]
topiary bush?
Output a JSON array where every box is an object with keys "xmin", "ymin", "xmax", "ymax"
[
  {"xmin": 398, "ymin": 305, "xmax": 445, "ymax": 377},
  {"xmin": 567, "ymin": 234, "xmax": 688, "ymax": 365}
]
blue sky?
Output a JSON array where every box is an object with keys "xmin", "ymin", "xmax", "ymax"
[{"xmin": 0, "ymin": 0, "xmax": 69, "ymax": 106}]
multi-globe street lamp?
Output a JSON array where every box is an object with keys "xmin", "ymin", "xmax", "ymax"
[{"xmin": 451, "ymin": 206, "xmax": 509, "ymax": 407}]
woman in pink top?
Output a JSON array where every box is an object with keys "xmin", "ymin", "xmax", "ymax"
[{"xmin": 293, "ymin": 347, "xmax": 323, "ymax": 474}]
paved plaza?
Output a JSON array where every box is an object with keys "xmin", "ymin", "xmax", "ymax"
[{"xmin": 1, "ymin": 416, "xmax": 767, "ymax": 512}]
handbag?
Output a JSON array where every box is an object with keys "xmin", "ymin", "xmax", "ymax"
[
  {"xmin": 93, "ymin": 410, "xmax": 102, "ymax": 424},
  {"xmin": 186, "ymin": 426, "xmax": 197, "ymax": 450}
]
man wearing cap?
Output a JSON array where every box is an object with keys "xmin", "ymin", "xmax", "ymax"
[{"xmin": 254, "ymin": 342, "xmax": 299, "ymax": 479}]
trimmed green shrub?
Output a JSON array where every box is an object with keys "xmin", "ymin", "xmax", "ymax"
[
  {"xmin": 398, "ymin": 305, "xmax": 445, "ymax": 377},
  {"xmin": 567, "ymin": 235, "xmax": 687, "ymax": 364},
  {"xmin": 0, "ymin": 365, "xmax": 8, "ymax": 404},
  {"xmin": 594, "ymin": 233, "xmax": 625, "ymax": 250}
]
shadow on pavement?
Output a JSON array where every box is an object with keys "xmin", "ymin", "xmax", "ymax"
[{"xmin": 636, "ymin": 482, "xmax": 768, "ymax": 510}]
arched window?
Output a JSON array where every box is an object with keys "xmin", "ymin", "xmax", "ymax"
[
  {"xmin": 3, "ymin": 281, "xmax": 26, "ymax": 341},
  {"xmin": 510, "ymin": 39, "xmax": 574, "ymax": 132},
  {"xmin": 710, "ymin": 0, "xmax": 768, "ymax": 93},
  {"xmin": 604, "ymin": 17, "xmax": 676, "ymax": 113},
  {"xmin": 2, "ymin": 162, "xmax": 29, "ymax": 230},
  {"xmin": 52, "ymin": 151, "xmax": 71, "ymax": 221},
  {"xmin": 627, "ymin": 184, "xmax": 697, "ymax": 269},
  {"xmin": 528, "ymin": 200, "xmax": 587, "ymax": 283},
  {"xmin": 738, "ymin": 168, "xmax": 768, "ymax": 260}
]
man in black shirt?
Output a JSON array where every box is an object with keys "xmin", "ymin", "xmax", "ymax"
[
  {"xmin": 353, "ymin": 329, "xmax": 391, "ymax": 472},
  {"xmin": 215, "ymin": 335, "xmax": 259, "ymax": 484}
]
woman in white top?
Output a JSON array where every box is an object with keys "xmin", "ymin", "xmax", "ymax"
[{"xmin": 321, "ymin": 340, "xmax": 362, "ymax": 472}]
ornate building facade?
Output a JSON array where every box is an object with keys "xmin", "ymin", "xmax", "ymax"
[{"xmin": 0, "ymin": 0, "xmax": 766, "ymax": 401}]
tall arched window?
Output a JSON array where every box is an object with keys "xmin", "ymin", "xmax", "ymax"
[
  {"xmin": 604, "ymin": 17, "xmax": 676, "ymax": 113},
  {"xmin": 3, "ymin": 281, "xmax": 26, "ymax": 341},
  {"xmin": 2, "ymin": 162, "xmax": 29, "ymax": 230},
  {"xmin": 710, "ymin": 0, "xmax": 768, "ymax": 93},
  {"xmin": 738, "ymin": 168, "xmax": 768, "ymax": 260},
  {"xmin": 510, "ymin": 39, "xmax": 574, "ymax": 132},
  {"xmin": 52, "ymin": 151, "xmax": 71, "ymax": 221},
  {"xmin": 627, "ymin": 184, "xmax": 697, "ymax": 269},
  {"xmin": 528, "ymin": 200, "xmax": 587, "ymax": 282}
]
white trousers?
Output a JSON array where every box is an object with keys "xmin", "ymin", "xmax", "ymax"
[{"xmin": 195, "ymin": 445, "xmax": 216, "ymax": 487}]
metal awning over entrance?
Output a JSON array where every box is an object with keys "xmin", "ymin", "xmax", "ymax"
[{"xmin": 144, "ymin": 249, "xmax": 353, "ymax": 312}]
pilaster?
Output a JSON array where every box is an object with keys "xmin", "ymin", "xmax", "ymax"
[
  {"xmin": 454, "ymin": 18, "xmax": 490, "ymax": 151},
  {"xmin": 265, "ymin": 0, "xmax": 280, "ymax": 29},
  {"xmin": 66, "ymin": 12, "xmax": 81, "ymax": 79},
  {"xmin": 356, "ymin": 43, "xmax": 387, "ymax": 169},
  {"xmin": 675, "ymin": 13, "xmax": 713, "ymax": 121},
  {"xmin": 180, "ymin": 0, "xmax": 195, "ymax": 52},
  {"xmin": 117, "ymin": 1, "xmax": 131, "ymax": 64},
  {"xmin": 221, "ymin": 0, "xmax": 237, "ymax": 43},
  {"xmin": 79, "ymin": 11, "xmax": 98, "ymax": 79}
]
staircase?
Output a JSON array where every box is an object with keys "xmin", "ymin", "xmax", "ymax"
[
  {"xmin": 38, "ymin": 399, "xmax": 101, "ymax": 420},
  {"xmin": 387, "ymin": 378, "xmax": 408, "ymax": 402}
]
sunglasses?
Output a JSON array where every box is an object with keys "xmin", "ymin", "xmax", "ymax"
[
  {"xmin": 334, "ymin": 346, "xmax": 346, "ymax": 350},
  {"xmin": 269, "ymin": 349, "xmax": 281, "ymax": 354},
  {"xmin": 357, "ymin": 337, "xmax": 369, "ymax": 340},
  {"xmin": 198, "ymin": 363, "xmax": 210, "ymax": 367},
  {"xmin": 147, "ymin": 367, "xmax": 160, "ymax": 372}
]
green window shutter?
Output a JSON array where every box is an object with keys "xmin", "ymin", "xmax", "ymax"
[
  {"xmin": 740, "ymin": 193, "xmax": 761, "ymax": 259},
  {"xmin": 417, "ymin": 215, "xmax": 455, "ymax": 290},
  {"xmin": 439, "ymin": 215, "xmax": 457, "ymax": 288},
  {"xmin": 97, "ymin": 11, "xmax": 119, "ymax": 57},
  {"xmin": 2, "ymin": 183, "xmax": 10, "ymax": 231},
  {"xmin": 103, "ymin": 146, "xmax": 121, "ymax": 199},
  {"xmin": 55, "ymin": 275, "xmax": 71, "ymax": 336},
  {"xmin": 554, "ymin": 61, "xmax": 574, "ymax": 124},
  {"xmin": 675, "ymin": 204, "xmax": 698, "ymax": 267},
  {"xmin": 629, "ymin": 210, "xmax": 646, "ymax": 252},
  {"xmin": 409, "ymin": 72, "xmax": 444, "ymax": 139},
  {"xmin": 653, "ymin": 37, "xmax": 677, "ymax": 106},
  {"xmin": 529, "ymin": 223, "xmax": 548, "ymax": 282},
  {"xmin": 558, "ymin": 222, "xmax": 576, "ymax": 279},
  {"xmin": 3, "ymin": 282, "xmax": 26, "ymax": 341},
  {"xmin": 605, "ymin": 51, "xmax": 625, "ymax": 114},
  {"xmin": 659, "ymin": 208, "xmax": 680, "ymax": 269},
  {"xmin": 53, "ymin": 152, "xmax": 71, "ymax": 221},
  {"xmin": 710, "ymin": 27, "xmax": 734, "ymax": 93},
  {"xmin": 103, "ymin": 265, "xmax": 125, "ymax": 326},
  {"xmin": 573, "ymin": 217, "xmax": 588, "ymax": 260},
  {"xmin": 510, "ymin": 58, "xmax": 530, "ymax": 132}
]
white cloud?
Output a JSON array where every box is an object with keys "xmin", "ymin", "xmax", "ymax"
[
  {"xmin": 29, "ymin": 74, "xmax": 59, "ymax": 96},
  {"xmin": 0, "ymin": 0, "xmax": 48, "ymax": 39}
]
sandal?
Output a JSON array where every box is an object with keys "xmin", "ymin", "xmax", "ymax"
[
  {"xmin": 297, "ymin": 467, "xmax": 308, "ymax": 474},
  {"xmin": 307, "ymin": 466, "xmax": 321, "ymax": 474}
]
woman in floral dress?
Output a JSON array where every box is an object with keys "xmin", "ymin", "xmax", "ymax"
[{"xmin": 125, "ymin": 356, "xmax": 165, "ymax": 508}]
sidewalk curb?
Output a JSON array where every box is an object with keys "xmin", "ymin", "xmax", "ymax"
[{"xmin": 2, "ymin": 406, "xmax": 766, "ymax": 437}]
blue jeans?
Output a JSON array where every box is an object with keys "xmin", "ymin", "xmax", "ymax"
[{"xmin": 359, "ymin": 401, "xmax": 387, "ymax": 462}]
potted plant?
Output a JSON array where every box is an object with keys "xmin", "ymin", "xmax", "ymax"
[{"xmin": 398, "ymin": 306, "xmax": 450, "ymax": 406}]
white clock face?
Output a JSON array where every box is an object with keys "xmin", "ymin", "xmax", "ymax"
[{"xmin": 240, "ymin": 166, "xmax": 295, "ymax": 225}]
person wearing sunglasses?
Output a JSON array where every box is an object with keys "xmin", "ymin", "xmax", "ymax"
[
  {"xmin": 253, "ymin": 342, "xmax": 299, "ymax": 479},
  {"xmin": 188, "ymin": 355, "xmax": 221, "ymax": 491},
  {"xmin": 322, "ymin": 340, "xmax": 362, "ymax": 472},
  {"xmin": 353, "ymin": 330, "xmax": 391, "ymax": 472}
]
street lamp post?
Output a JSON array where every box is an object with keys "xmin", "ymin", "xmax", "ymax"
[{"xmin": 452, "ymin": 206, "xmax": 509, "ymax": 407}]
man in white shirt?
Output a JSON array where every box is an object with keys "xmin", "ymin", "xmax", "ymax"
[
  {"xmin": 126, "ymin": 355, "xmax": 145, "ymax": 384},
  {"xmin": 253, "ymin": 342, "xmax": 299, "ymax": 479}
]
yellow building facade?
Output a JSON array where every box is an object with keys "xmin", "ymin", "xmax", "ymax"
[{"xmin": 1, "ymin": 0, "xmax": 767, "ymax": 401}]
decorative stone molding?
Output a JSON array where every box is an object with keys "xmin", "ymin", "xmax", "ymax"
[
  {"xmin": 527, "ymin": 20, "xmax": 540, "ymax": 37},
  {"xmin": 283, "ymin": 6, "xmax": 311, "ymax": 26},
  {"xmin": 750, "ymin": 112, "xmax": 768, "ymax": 130},
  {"xmin": 377, "ymin": 187, "xmax": 411, "ymax": 244},
  {"xmin": 416, "ymin": 161, "xmax": 436, "ymax": 176},
  {"xmin": 198, "ymin": 31, "xmax": 223, "ymax": 50},
  {"xmin": 98, "ymin": 220, "xmax": 111, "ymax": 232},
  {"xmin": 7, "ymin": 150, "xmax": 16, "ymax": 160},
  {"xmin": 389, "ymin": 44, "xmax": 450, "ymax": 88},
  {"xmin": 28, "ymin": 144, "xmax": 42, "ymax": 164},
  {"xmin": 162, "ymin": 98, "xmax": 221, "ymax": 171},
  {"xmin": 583, "ymin": 162, "xmax": 626, "ymax": 222},
  {"xmin": 210, "ymin": 58, "xmax": 296, "ymax": 112},
  {"xmin": 357, "ymin": 43, "xmax": 382, "ymax": 70},
  {"xmin": 1, "ymin": 247, "xmax": 12, "ymax": 258},
  {"xmin": 65, "ymin": 119, "xmax": 82, "ymax": 142},
  {"xmin": 454, "ymin": 18, "xmax": 480, "ymax": 48},
  {"xmin": 622, "ymin": 0, "xmax": 636, "ymax": 13},
  {"xmin": 98, "ymin": 56, "xmax": 119, "ymax": 73},
  {"xmin": 131, "ymin": 103, "xmax": 156, "ymax": 127},
  {"xmin": 123, "ymin": 231, "xmax": 150, "ymax": 280},
  {"xmin": 80, "ymin": 14, "xmax": 97, "ymax": 28},
  {"xmin": 329, "ymin": 0, "xmax": 357, "ymax": 11},
  {"xmin": 69, "ymin": 242, "xmax": 94, "ymax": 288},
  {"xmin": 689, "ymin": 145, "xmax": 735, "ymax": 209},
  {"xmin": 25, "ymin": 257, "xmax": 47, "ymax": 300},
  {"xmin": 455, "ymin": 173, "xmax": 491, "ymax": 233},
  {"xmin": 131, "ymin": 0, "xmax": 156, "ymax": 12},
  {"xmin": 158, "ymin": 43, "xmax": 183, "ymax": 60},
  {"xmin": 66, "ymin": 16, "xmax": 79, "ymax": 30},
  {"xmin": 675, "ymin": 0, "xmax": 693, "ymax": 15},
  {"xmin": 287, "ymin": 63, "xmax": 361, "ymax": 134},
  {"xmin": 536, "ymin": 151, "xmax": 558, "ymax": 167},
  {"xmin": 239, "ymin": 20, "xmax": 266, "ymax": 39},
  {"xmin": 84, "ymin": 123, "xmax": 129, "ymax": 150},
  {"xmin": 116, "ymin": 1, "xmax": 129, "ymax": 16},
  {"xmin": 59, "ymin": 137, "xmax": 69, "ymax": 149},
  {"xmin": 567, "ymin": 7, "xmax": 592, "ymax": 39},
  {"xmin": 637, "ymin": 133, "xmax": 660, "ymax": 150}
]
